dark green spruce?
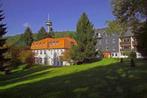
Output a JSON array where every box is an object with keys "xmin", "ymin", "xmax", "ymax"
[
  {"xmin": 22, "ymin": 27, "xmax": 33, "ymax": 47},
  {"xmin": 0, "ymin": 10, "xmax": 10, "ymax": 74},
  {"xmin": 37, "ymin": 27, "xmax": 49, "ymax": 40},
  {"xmin": 71, "ymin": 13, "xmax": 97, "ymax": 64}
]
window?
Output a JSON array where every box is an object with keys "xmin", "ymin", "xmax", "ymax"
[
  {"xmin": 113, "ymin": 48, "xmax": 116, "ymax": 51},
  {"xmin": 44, "ymin": 50, "xmax": 46, "ymax": 54},
  {"xmin": 49, "ymin": 41, "xmax": 59, "ymax": 46},
  {"xmin": 105, "ymin": 39, "xmax": 108, "ymax": 44},
  {"xmin": 51, "ymin": 50, "xmax": 52, "ymax": 55},
  {"xmin": 40, "ymin": 58, "xmax": 42, "ymax": 64},
  {"xmin": 112, "ymin": 39, "xmax": 116, "ymax": 44},
  {"xmin": 40, "ymin": 50, "xmax": 42, "ymax": 54},
  {"xmin": 111, "ymin": 53, "xmax": 114, "ymax": 56}
]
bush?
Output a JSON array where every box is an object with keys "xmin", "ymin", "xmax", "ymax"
[
  {"xmin": 18, "ymin": 49, "xmax": 34, "ymax": 68},
  {"xmin": 129, "ymin": 51, "xmax": 136, "ymax": 59}
]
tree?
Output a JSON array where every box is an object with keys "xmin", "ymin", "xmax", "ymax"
[
  {"xmin": 48, "ymin": 30, "xmax": 54, "ymax": 38},
  {"xmin": 18, "ymin": 48, "xmax": 34, "ymax": 68},
  {"xmin": 111, "ymin": 0, "xmax": 147, "ymax": 56},
  {"xmin": 22, "ymin": 27, "xmax": 33, "ymax": 46},
  {"xmin": 8, "ymin": 46, "xmax": 22, "ymax": 67},
  {"xmin": 0, "ymin": 10, "xmax": 10, "ymax": 74},
  {"xmin": 60, "ymin": 50, "xmax": 72, "ymax": 63},
  {"xmin": 37, "ymin": 27, "xmax": 49, "ymax": 40},
  {"xmin": 106, "ymin": 20, "xmax": 127, "ymax": 36},
  {"xmin": 71, "ymin": 13, "xmax": 97, "ymax": 64},
  {"xmin": 106, "ymin": 20, "xmax": 128, "ymax": 62}
]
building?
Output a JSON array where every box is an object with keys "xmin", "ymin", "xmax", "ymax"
[
  {"xmin": 31, "ymin": 37, "xmax": 77, "ymax": 66},
  {"xmin": 95, "ymin": 28, "xmax": 121, "ymax": 58},
  {"xmin": 95, "ymin": 28, "xmax": 142, "ymax": 58},
  {"xmin": 119, "ymin": 31, "xmax": 142, "ymax": 58}
]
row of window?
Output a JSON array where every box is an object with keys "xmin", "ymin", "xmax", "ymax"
[
  {"xmin": 120, "ymin": 38, "xmax": 131, "ymax": 42},
  {"xmin": 33, "ymin": 41, "xmax": 60, "ymax": 46},
  {"xmin": 49, "ymin": 41, "xmax": 59, "ymax": 45},
  {"xmin": 34, "ymin": 57, "xmax": 48, "ymax": 64},
  {"xmin": 33, "ymin": 50, "xmax": 46, "ymax": 54},
  {"xmin": 111, "ymin": 53, "xmax": 118, "ymax": 57},
  {"xmin": 33, "ymin": 49, "xmax": 64, "ymax": 55}
]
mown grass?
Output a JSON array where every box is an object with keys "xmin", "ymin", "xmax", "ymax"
[{"xmin": 0, "ymin": 58, "xmax": 147, "ymax": 98}]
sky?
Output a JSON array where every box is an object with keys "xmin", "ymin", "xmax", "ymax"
[{"xmin": 2, "ymin": 0, "xmax": 114, "ymax": 35}]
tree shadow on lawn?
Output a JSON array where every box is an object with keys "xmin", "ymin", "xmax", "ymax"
[
  {"xmin": 1, "ymin": 62, "xmax": 147, "ymax": 98},
  {"xmin": 0, "ymin": 66, "xmax": 51, "ymax": 81},
  {"xmin": 0, "ymin": 66, "xmax": 53, "ymax": 87}
]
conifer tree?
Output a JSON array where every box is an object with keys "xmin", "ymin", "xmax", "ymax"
[
  {"xmin": 22, "ymin": 27, "xmax": 33, "ymax": 46},
  {"xmin": 37, "ymin": 27, "xmax": 48, "ymax": 40},
  {"xmin": 71, "ymin": 13, "xmax": 97, "ymax": 64},
  {"xmin": 0, "ymin": 10, "xmax": 10, "ymax": 74}
]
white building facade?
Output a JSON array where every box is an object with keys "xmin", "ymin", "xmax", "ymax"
[{"xmin": 31, "ymin": 37, "xmax": 77, "ymax": 66}]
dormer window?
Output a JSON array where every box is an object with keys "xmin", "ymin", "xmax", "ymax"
[
  {"xmin": 49, "ymin": 40, "xmax": 59, "ymax": 46},
  {"xmin": 96, "ymin": 33, "xmax": 102, "ymax": 38}
]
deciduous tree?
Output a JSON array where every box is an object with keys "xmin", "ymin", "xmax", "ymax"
[{"xmin": 111, "ymin": 0, "xmax": 147, "ymax": 56}]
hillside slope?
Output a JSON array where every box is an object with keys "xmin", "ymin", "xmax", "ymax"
[{"xmin": 6, "ymin": 31, "xmax": 75, "ymax": 47}]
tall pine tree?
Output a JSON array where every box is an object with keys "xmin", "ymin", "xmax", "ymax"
[
  {"xmin": 22, "ymin": 27, "xmax": 33, "ymax": 46},
  {"xmin": 71, "ymin": 13, "xmax": 96, "ymax": 64},
  {"xmin": 0, "ymin": 10, "xmax": 10, "ymax": 74},
  {"xmin": 37, "ymin": 27, "xmax": 48, "ymax": 40}
]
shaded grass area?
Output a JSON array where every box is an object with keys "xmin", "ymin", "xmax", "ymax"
[{"xmin": 0, "ymin": 59, "xmax": 147, "ymax": 98}]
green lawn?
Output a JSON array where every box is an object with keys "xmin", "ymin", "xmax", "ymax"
[{"xmin": 0, "ymin": 58, "xmax": 147, "ymax": 98}]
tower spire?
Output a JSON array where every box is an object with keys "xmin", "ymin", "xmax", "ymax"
[
  {"xmin": 48, "ymin": 14, "xmax": 50, "ymax": 21},
  {"xmin": 46, "ymin": 14, "xmax": 53, "ymax": 33}
]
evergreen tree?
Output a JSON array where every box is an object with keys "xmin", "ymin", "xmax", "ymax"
[
  {"xmin": 71, "ymin": 13, "xmax": 96, "ymax": 64},
  {"xmin": 48, "ymin": 29, "xmax": 54, "ymax": 38},
  {"xmin": 37, "ymin": 27, "xmax": 48, "ymax": 40},
  {"xmin": 0, "ymin": 10, "xmax": 10, "ymax": 74},
  {"xmin": 22, "ymin": 27, "xmax": 33, "ymax": 46}
]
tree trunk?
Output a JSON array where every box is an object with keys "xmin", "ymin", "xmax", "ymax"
[{"xmin": 130, "ymin": 58, "xmax": 135, "ymax": 67}]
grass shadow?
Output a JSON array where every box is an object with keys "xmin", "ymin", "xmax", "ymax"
[{"xmin": 0, "ymin": 60, "xmax": 147, "ymax": 98}]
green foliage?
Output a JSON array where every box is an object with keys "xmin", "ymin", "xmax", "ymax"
[
  {"xmin": 21, "ymin": 27, "xmax": 33, "ymax": 46},
  {"xmin": 136, "ymin": 23, "xmax": 147, "ymax": 56},
  {"xmin": 0, "ymin": 10, "xmax": 10, "ymax": 74},
  {"xmin": 70, "ymin": 45, "xmax": 81, "ymax": 64},
  {"xmin": 71, "ymin": 13, "xmax": 97, "ymax": 64},
  {"xmin": 7, "ymin": 46, "xmax": 34, "ymax": 70},
  {"xmin": 106, "ymin": 20, "xmax": 127, "ymax": 36},
  {"xmin": 18, "ymin": 48, "xmax": 34, "ymax": 68},
  {"xmin": 129, "ymin": 51, "xmax": 136, "ymax": 59},
  {"xmin": 48, "ymin": 31, "xmax": 54, "ymax": 38},
  {"xmin": 129, "ymin": 51, "xmax": 136, "ymax": 67},
  {"xmin": 36, "ymin": 27, "xmax": 48, "ymax": 40},
  {"xmin": 8, "ymin": 46, "xmax": 22, "ymax": 67},
  {"xmin": 60, "ymin": 50, "xmax": 72, "ymax": 63},
  {"xmin": 6, "ymin": 35, "xmax": 21, "ymax": 47},
  {"xmin": 111, "ymin": 0, "xmax": 147, "ymax": 56},
  {"xmin": 54, "ymin": 31, "xmax": 76, "ymax": 38}
]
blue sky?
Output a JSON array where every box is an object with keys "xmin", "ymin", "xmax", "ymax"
[{"xmin": 2, "ymin": 0, "xmax": 114, "ymax": 35}]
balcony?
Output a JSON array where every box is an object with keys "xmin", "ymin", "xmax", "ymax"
[
  {"xmin": 132, "ymin": 41, "xmax": 137, "ymax": 45},
  {"xmin": 120, "ymin": 42, "xmax": 131, "ymax": 45}
]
